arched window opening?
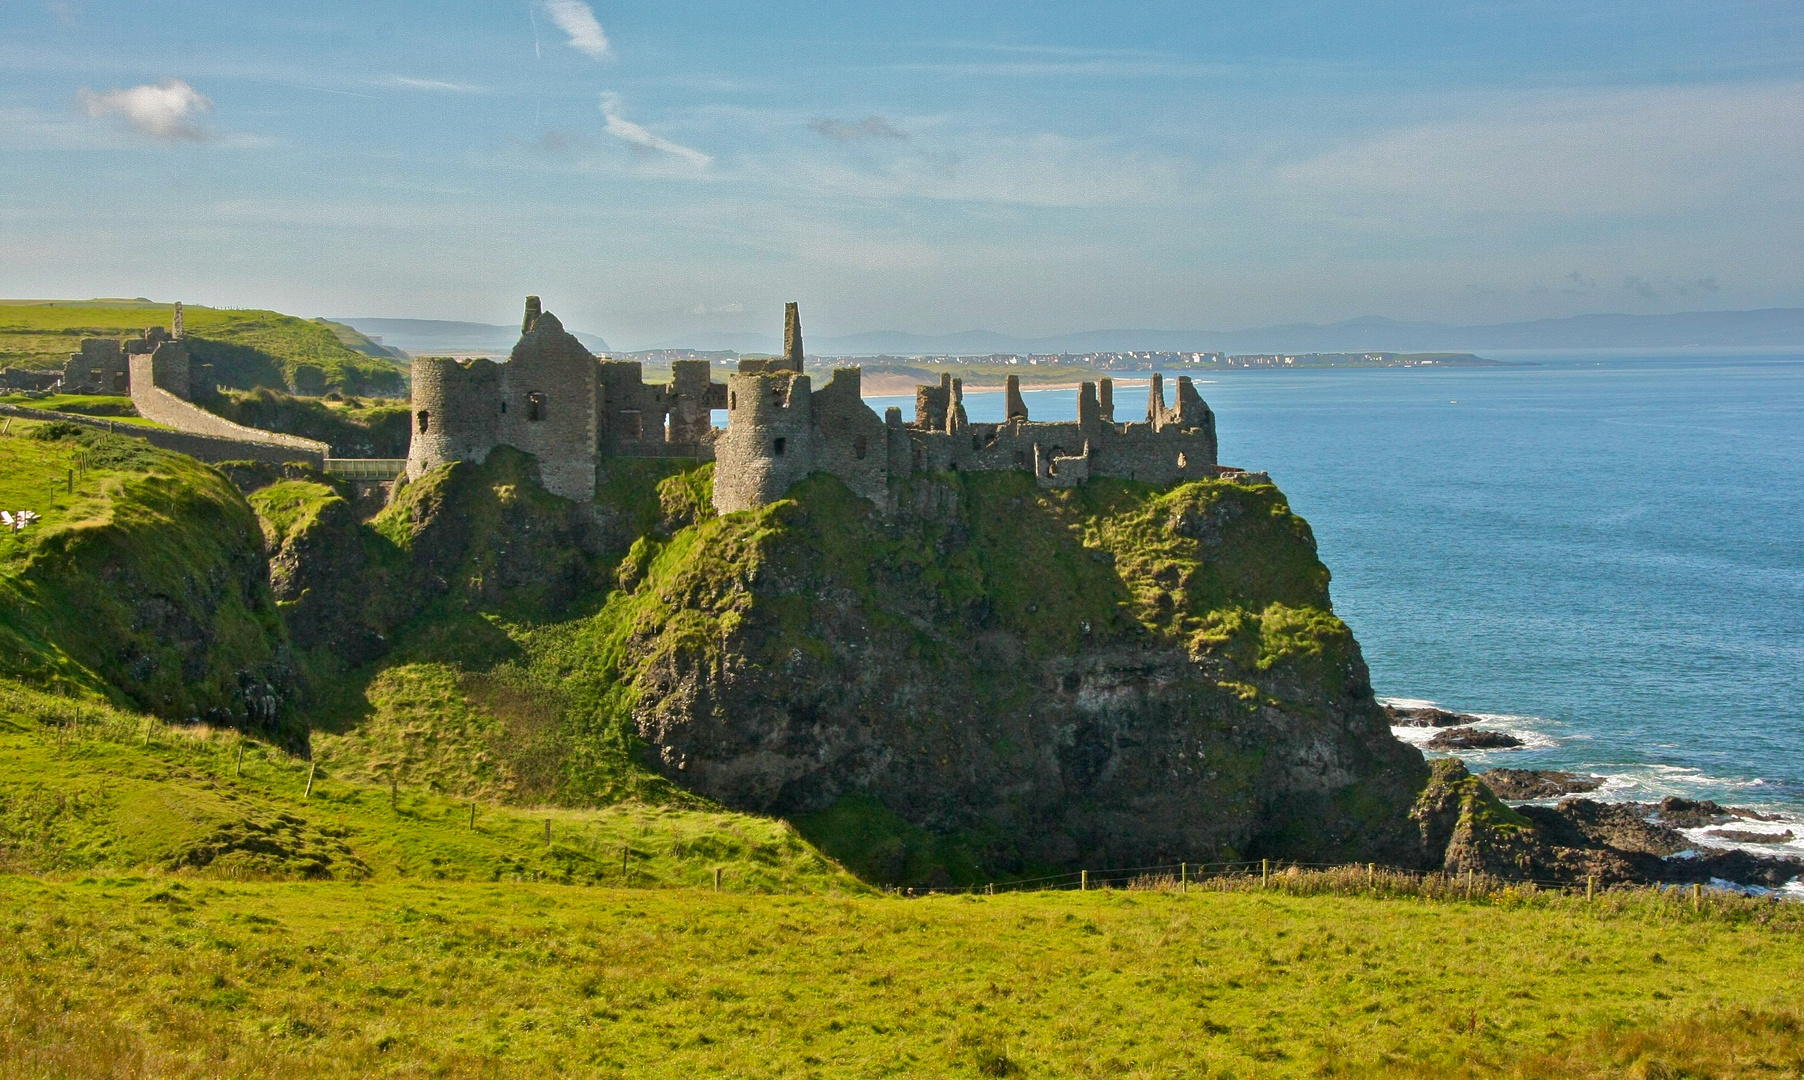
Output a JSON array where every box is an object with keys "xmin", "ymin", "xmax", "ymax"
[
  {"xmin": 1177, "ymin": 452, "xmax": 1188, "ymax": 469},
  {"xmin": 417, "ymin": 410, "xmax": 430, "ymax": 434},
  {"xmin": 853, "ymin": 435, "xmax": 867, "ymax": 460},
  {"xmin": 527, "ymin": 393, "xmax": 546, "ymax": 422}
]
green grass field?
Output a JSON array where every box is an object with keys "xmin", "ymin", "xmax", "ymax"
[
  {"xmin": 0, "ymin": 300, "xmax": 405, "ymax": 395},
  {"xmin": 3, "ymin": 867, "xmax": 1801, "ymax": 1078},
  {"xmin": 4, "ymin": 673, "xmax": 1804, "ymax": 1078}
]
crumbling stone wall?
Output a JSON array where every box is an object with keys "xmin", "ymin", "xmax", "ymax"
[
  {"xmin": 711, "ymin": 305, "xmax": 1222, "ymax": 515},
  {"xmin": 408, "ymin": 297, "xmax": 728, "ymax": 501}
]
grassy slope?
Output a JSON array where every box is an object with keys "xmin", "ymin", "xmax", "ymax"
[
  {"xmin": 0, "ymin": 686, "xmax": 853, "ymax": 891},
  {"xmin": 1, "ymin": 862, "xmax": 1800, "ymax": 1078},
  {"xmin": 0, "ymin": 301, "xmax": 405, "ymax": 394},
  {"xmin": 0, "ymin": 419, "xmax": 288, "ymax": 721}
]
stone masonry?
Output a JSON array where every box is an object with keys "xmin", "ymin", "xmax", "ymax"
[
  {"xmin": 409, "ymin": 298, "xmax": 1224, "ymax": 512},
  {"xmin": 709, "ymin": 305, "xmax": 1220, "ymax": 513}
]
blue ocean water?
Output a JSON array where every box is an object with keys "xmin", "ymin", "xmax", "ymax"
[{"xmin": 868, "ymin": 354, "xmax": 1804, "ymax": 825}]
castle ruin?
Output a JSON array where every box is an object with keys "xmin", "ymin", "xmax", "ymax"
[{"xmin": 407, "ymin": 298, "xmax": 1223, "ymax": 511}]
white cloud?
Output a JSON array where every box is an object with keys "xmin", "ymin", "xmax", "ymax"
[
  {"xmin": 77, "ymin": 78, "xmax": 211, "ymax": 141},
  {"xmin": 543, "ymin": 0, "xmax": 610, "ymax": 60},
  {"xmin": 599, "ymin": 94, "xmax": 710, "ymax": 169},
  {"xmin": 383, "ymin": 75, "xmax": 485, "ymax": 93}
]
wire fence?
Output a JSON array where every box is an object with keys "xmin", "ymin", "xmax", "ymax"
[{"xmin": 889, "ymin": 858, "xmax": 1803, "ymax": 906}]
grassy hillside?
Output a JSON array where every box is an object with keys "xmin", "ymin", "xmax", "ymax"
[
  {"xmin": 4, "ymin": 432, "xmax": 1803, "ymax": 1078},
  {"xmin": 0, "ymin": 300, "xmax": 405, "ymax": 395},
  {"xmin": 0, "ymin": 418, "xmax": 293, "ymax": 729}
]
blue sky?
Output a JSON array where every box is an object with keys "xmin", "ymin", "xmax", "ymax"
[{"xmin": 1, "ymin": 1, "xmax": 1800, "ymax": 348}]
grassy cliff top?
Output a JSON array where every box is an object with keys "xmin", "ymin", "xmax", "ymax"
[{"xmin": 0, "ymin": 301, "xmax": 406, "ymax": 395}]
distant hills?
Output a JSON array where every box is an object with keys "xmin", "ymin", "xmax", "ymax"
[
  {"xmin": 637, "ymin": 307, "xmax": 1804, "ymax": 357},
  {"xmin": 337, "ymin": 318, "xmax": 610, "ymax": 357}
]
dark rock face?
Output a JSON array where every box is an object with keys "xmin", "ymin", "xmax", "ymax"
[
  {"xmin": 1425, "ymin": 727, "xmax": 1523, "ymax": 750},
  {"xmin": 1384, "ymin": 705, "xmax": 1476, "ymax": 728},
  {"xmin": 1415, "ymin": 761, "xmax": 1802, "ymax": 888},
  {"xmin": 616, "ymin": 472, "xmax": 1434, "ymax": 875},
  {"xmin": 1479, "ymin": 769, "xmax": 1604, "ymax": 799}
]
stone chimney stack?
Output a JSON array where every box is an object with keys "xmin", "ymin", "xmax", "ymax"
[
  {"xmin": 1005, "ymin": 374, "xmax": 1028, "ymax": 420},
  {"xmin": 1098, "ymin": 377, "xmax": 1114, "ymax": 422},
  {"xmin": 1146, "ymin": 372, "xmax": 1167, "ymax": 431},
  {"xmin": 522, "ymin": 296, "xmax": 542, "ymax": 335},
  {"xmin": 171, "ymin": 301, "xmax": 184, "ymax": 340},
  {"xmin": 783, "ymin": 302, "xmax": 804, "ymax": 373}
]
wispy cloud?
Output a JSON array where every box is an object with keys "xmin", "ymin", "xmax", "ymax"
[
  {"xmin": 599, "ymin": 93, "xmax": 710, "ymax": 169},
  {"xmin": 382, "ymin": 75, "xmax": 485, "ymax": 93},
  {"xmin": 810, "ymin": 116, "xmax": 908, "ymax": 141},
  {"xmin": 77, "ymin": 78, "xmax": 211, "ymax": 141},
  {"xmin": 543, "ymin": 0, "xmax": 610, "ymax": 60}
]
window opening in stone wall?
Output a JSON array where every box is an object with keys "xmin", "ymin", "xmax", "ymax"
[
  {"xmin": 527, "ymin": 392, "xmax": 546, "ymax": 422},
  {"xmin": 773, "ymin": 437, "xmax": 786, "ymax": 455},
  {"xmin": 971, "ymin": 436, "xmax": 981, "ymax": 451},
  {"xmin": 500, "ymin": 399, "xmax": 507, "ymax": 414},
  {"xmin": 417, "ymin": 410, "xmax": 430, "ymax": 434},
  {"xmin": 853, "ymin": 435, "xmax": 867, "ymax": 460},
  {"xmin": 729, "ymin": 391, "xmax": 737, "ymax": 410},
  {"xmin": 1177, "ymin": 452, "xmax": 1188, "ymax": 469}
]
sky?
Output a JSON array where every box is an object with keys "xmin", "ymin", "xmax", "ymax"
[{"xmin": 1, "ymin": 1, "xmax": 1801, "ymax": 349}]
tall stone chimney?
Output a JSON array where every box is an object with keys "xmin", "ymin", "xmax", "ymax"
[
  {"xmin": 171, "ymin": 301, "xmax": 184, "ymax": 340},
  {"xmin": 783, "ymin": 302, "xmax": 804, "ymax": 372},
  {"xmin": 522, "ymin": 296, "xmax": 542, "ymax": 335},
  {"xmin": 1005, "ymin": 374, "xmax": 1029, "ymax": 420}
]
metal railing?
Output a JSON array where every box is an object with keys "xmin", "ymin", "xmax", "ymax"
[{"xmin": 323, "ymin": 458, "xmax": 408, "ymax": 480}]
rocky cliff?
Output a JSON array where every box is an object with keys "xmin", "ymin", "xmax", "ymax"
[{"xmin": 570, "ymin": 468, "xmax": 1432, "ymax": 880}]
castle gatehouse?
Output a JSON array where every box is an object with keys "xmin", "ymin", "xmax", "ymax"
[{"xmin": 407, "ymin": 298, "xmax": 1221, "ymax": 511}]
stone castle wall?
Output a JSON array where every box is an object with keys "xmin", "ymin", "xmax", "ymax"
[
  {"xmin": 408, "ymin": 298, "xmax": 728, "ymax": 502},
  {"xmin": 405, "ymin": 297, "xmax": 1223, "ymax": 514}
]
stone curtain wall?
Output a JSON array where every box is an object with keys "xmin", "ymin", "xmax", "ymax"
[
  {"xmin": 128, "ymin": 353, "xmax": 329, "ymax": 459},
  {"xmin": 0, "ymin": 402, "xmax": 325, "ymax": 468}
]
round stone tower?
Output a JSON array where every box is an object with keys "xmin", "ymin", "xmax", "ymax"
[{"xmin": 405, "ymin": 355, "xmax": 502, "ymax": 482}]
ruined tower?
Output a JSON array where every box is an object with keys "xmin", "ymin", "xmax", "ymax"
[{"xmin": 781, "ymin": 301, "xmax": 804, "ymax": 373}]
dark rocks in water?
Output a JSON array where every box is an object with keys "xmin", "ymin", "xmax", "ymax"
[
  {"xmin": 1703, "ymin": 828, "xmax": 1795, "ymax": 845},
  {"xmin": 1479, "ymin": 769, "xmax": 1605, "ymax": 799},
  {"xmin": 1384, "ymin": 705, "xmax": 1475, "ymax": 728},
  {"xmin": 1425, "ymin": 727, "xmax": 1523, "ymax": 751},
  {"xmin": 1427, "ymin": 776, "xmax": 1804, "ymax": 888},
  {"xmin": 1651, "ymin": 797, "xmax": 1739, "ymax": 829}
]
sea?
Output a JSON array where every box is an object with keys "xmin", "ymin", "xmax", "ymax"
[{"xmin": 866, "ymin": 352, "xmax": 1804, "ymax": 872}]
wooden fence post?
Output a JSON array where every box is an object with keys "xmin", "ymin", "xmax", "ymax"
[
  {"xmin": 303, "ymin": 762, "xmax": 316, "ymax": 799},
  {"xmin": 1586, "ymin": 875, "xmax": 1595, "ymax": 902},
  {"xmin": 1181, "ymin": 862, "xmax": 1188, "ymax": 893},
  {"xmin": 545, "ymin": 819, "xmax": 552, "ymax": 846},
  {"xmin": 1080, "ymin": 870, "xmax": 1088, "ymax": 892},
  {"xmin": 235, "ymin": 743, "xmax": 245, "ymax": 777},
  {"xmin": 1262, "ymin": 859, "xmax": 1269, "ymax": 887},
  {"xmin": 469, "ymin": 801, "xmax": 476, "ymax": 830},
  {"xmin": 1692, "ymin": 883, "xmax": 1701, "ymax": 912},
  {"xmin": 714, "ymin": 867, "xmax": 723, "ymax": 892}
]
